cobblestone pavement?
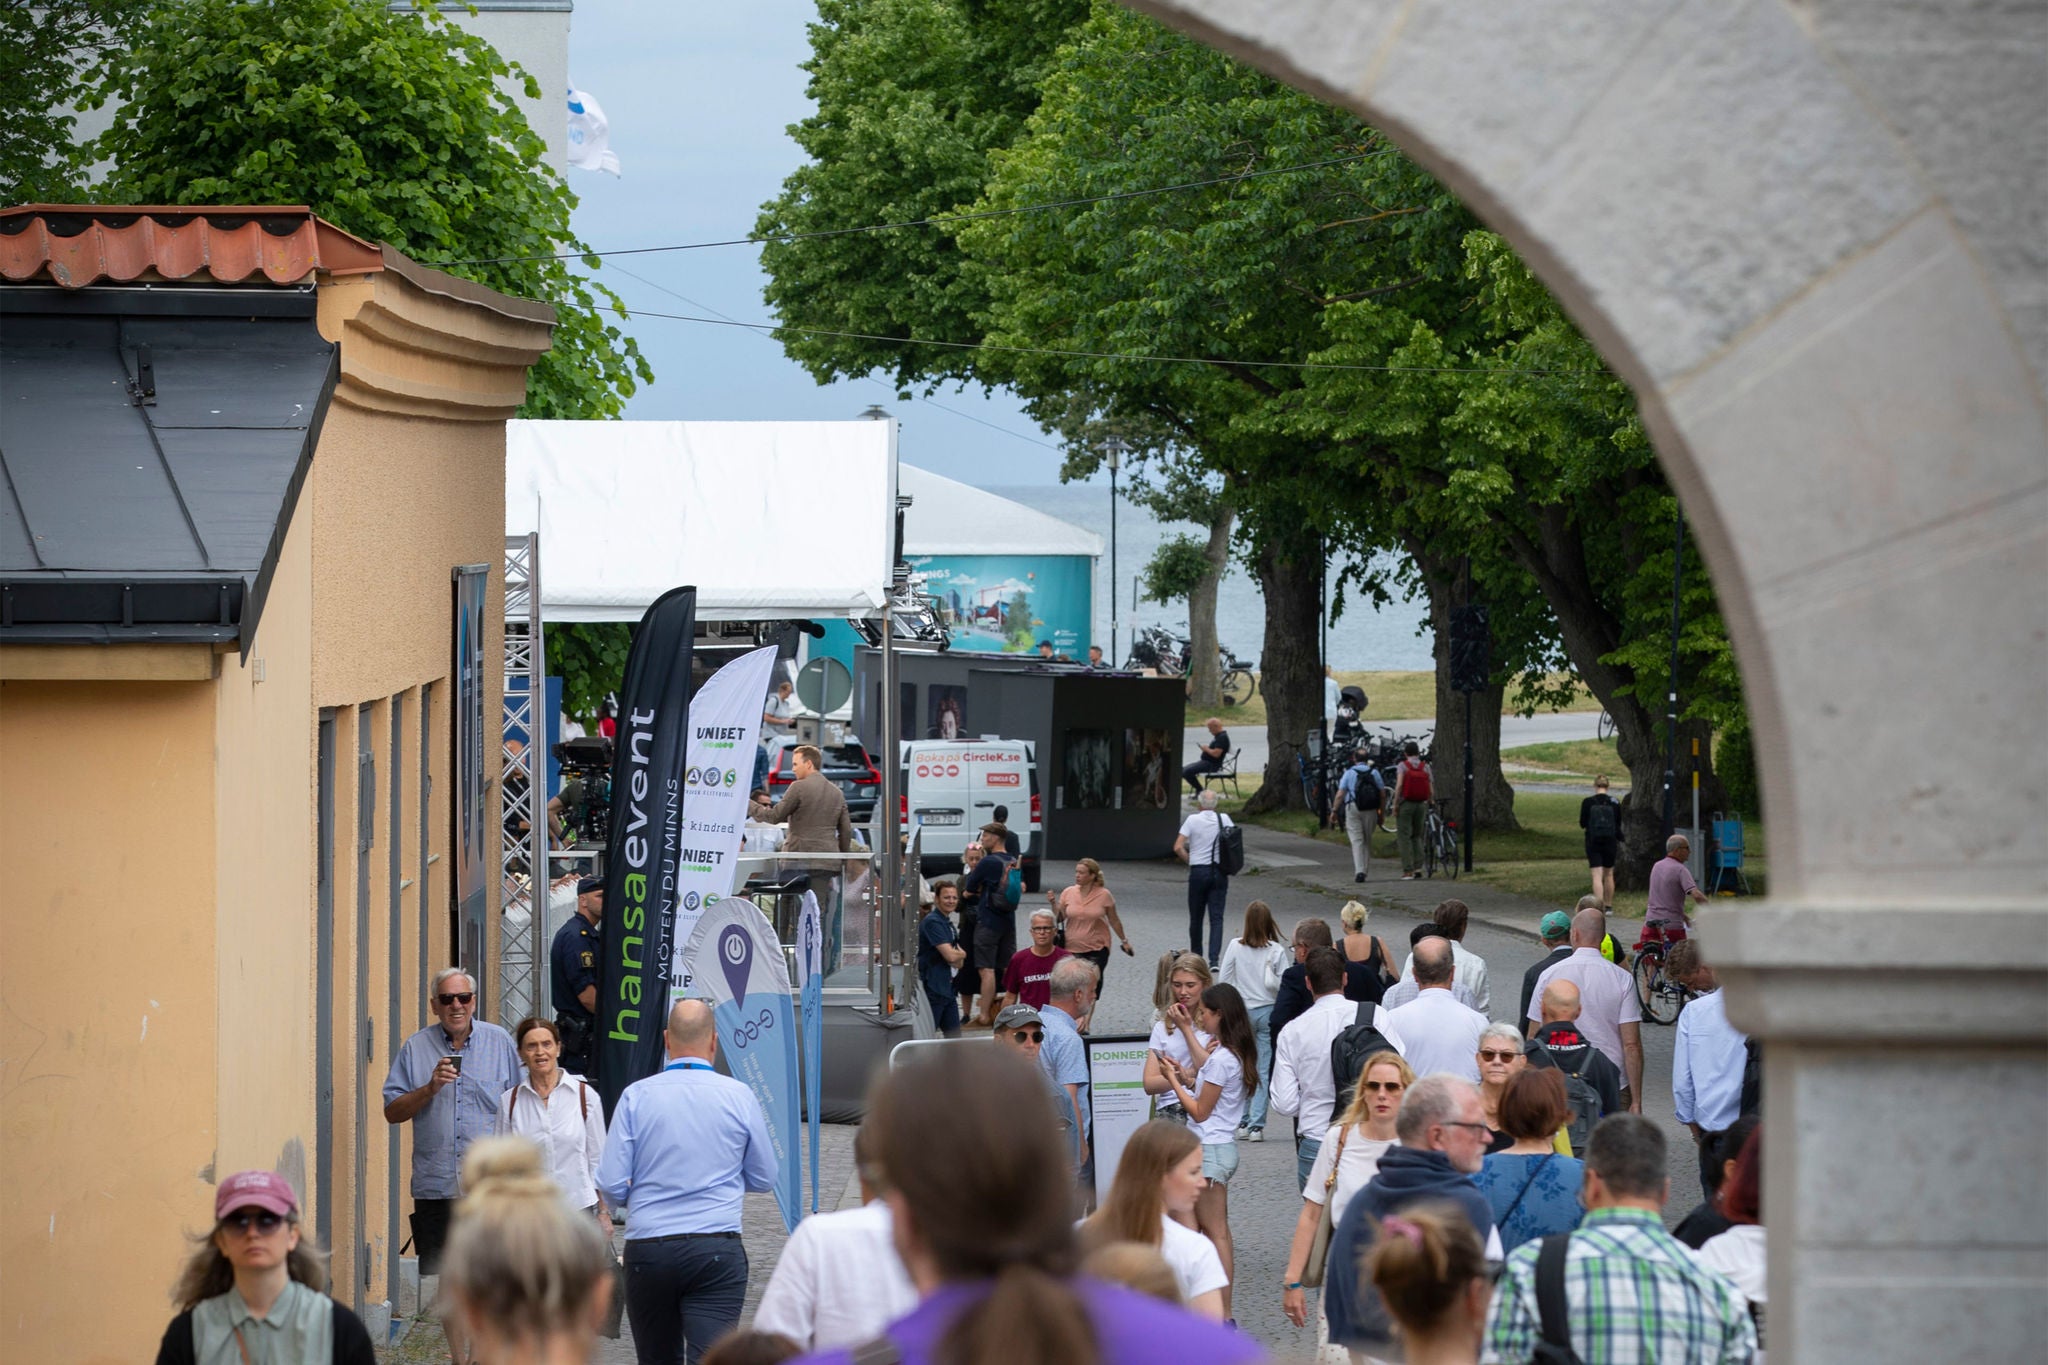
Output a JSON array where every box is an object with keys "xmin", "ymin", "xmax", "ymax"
[{"xmin": 389, "ymin": 815, "xmax": 1698, "ymax": 1362}]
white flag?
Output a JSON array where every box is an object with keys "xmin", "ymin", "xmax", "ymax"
[{"xmin": 566, "ymin": 87, "xmax": 621, "ymax": 175}]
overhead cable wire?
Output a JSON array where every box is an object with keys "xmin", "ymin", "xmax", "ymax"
[
  {"xmin": 433, "ymin": 149, "xmax": 1397, "ymax": 267},
  {"xmin": 607, "ymin": 263, "xmax": 1065, "ymax": 452},
  {"xmin": 568, "ymin": 296, "xmax": 1606, "ymax": 381}
]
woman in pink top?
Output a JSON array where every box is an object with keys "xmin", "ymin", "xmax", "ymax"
[{"xmin": 1050, "ymin": 858, "xmax": 1133, "ymax": 1028}]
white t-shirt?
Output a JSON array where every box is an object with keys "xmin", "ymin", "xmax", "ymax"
[
  {"xmin": 1160, "ymin": 1214, "xmax": 1229, "ymax": 1302},
  {"xmin": 1177, "ymin": 810, "xmax": 1234, "ymax": 866},
  {"xmin": 1191, "ymin": 1047, "xmax": 1248, "ymax": 1144},
  {"xmin": 1148, "ymin": 1019, "xmax": 1214, "ymax": 1115},
  {"xmin": 1217, "ymin": 938, "xmax": 1288, "ymax": 1009},
  {"xmin": 1304, "ymin": 1126, "xmax": 1396, "ymax": 1226},
  {"xmin": 1527, "ymin": 947, "xmax": 1642, "ymax": 1071},
  {"xmin": 752, "ymin": 1200, "xmax": 918, "ymax": 1350},
  {"xmin": 1694, "ymin": 1224, "xmax": 1767, "ymax": 1306}
]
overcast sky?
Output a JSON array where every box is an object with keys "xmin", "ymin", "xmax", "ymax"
[{"xmin": 565, "ymin": 0, "xmax": 1070, "ymax": 485}]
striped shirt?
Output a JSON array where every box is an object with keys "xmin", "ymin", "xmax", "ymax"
[{"xmin": 1482, "ymin": 1207, "xmax": 1758, "ymax": 1365}]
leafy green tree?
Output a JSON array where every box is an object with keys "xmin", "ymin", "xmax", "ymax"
[
  {"xmin": 549, "ymin": 622, "xmax": 633, "ymax": 729},
  {"xmin": 79, "ymin": 0, "xmax": 649, "ymax": 418},
  {"xmin": 0, "ymin": 0, "xmax": 148, "ymax": 201}
]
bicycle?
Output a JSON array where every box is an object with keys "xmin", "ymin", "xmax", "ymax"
[
  {"xmin": 1423, "ymin": 801, "xmax": 1460, "ymax": 880},
  {"xmin": 1631, "ymin": 922, "xmax": 1694, "ymax": 1025}
]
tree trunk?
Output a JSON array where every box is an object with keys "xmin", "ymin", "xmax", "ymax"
[
  {"xmin": 1416, "ymin": 555, "xmax": 1519, "ymax": 833},
  {"xmin": 1184, "ymin": 504, "xmax": 1234, "ymax": 710},
  {"xmin": 1244, "ymin": 534, "xmax": 1323, "ymax": 814}
]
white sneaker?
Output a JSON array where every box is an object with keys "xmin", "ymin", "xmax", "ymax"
[
  {"xmin": 1246, "ymin": 1128, "xmax": 1265, "ymax": 1143},
  {"xmin": 1235, "ymin": 1126, "xmax": 1250, "ymax": 1140}
]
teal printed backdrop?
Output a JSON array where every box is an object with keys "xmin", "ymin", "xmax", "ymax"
[{"xmin": 909, "ymin": 554, "xmax": 1093, "ymax": 657}]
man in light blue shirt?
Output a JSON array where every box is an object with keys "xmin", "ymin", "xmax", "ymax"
[
  {"xmin": 598, "ymin": 998, "xmax": 775, "ymax": 1364},
  {"xmin": 382, "ymin": 967, "xmax": 521, "ymax": 1274},
  {"xmin": 1037, "ymin": 958, "xmax": 1097, "ymax": 1175},
  {"xmin": 1668, "ymin": 941, "xmax": 1752, "ymax": 1199}
]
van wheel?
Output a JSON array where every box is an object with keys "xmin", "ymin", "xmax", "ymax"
[{"xmin": 1022, "ymin": 861, "xmax": 1041, "ymax": 894}]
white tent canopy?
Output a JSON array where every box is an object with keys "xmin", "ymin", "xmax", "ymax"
[
  {"xmin": 898, "ymin": 464, "xmax": 1102, "ymax": 558},
  {"xmin": 506, "ymin": 419, "xmax": 897, "ymax": 621}
]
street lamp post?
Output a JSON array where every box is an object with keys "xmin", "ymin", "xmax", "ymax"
[{"xmin": 1105, "ymin": 437, "xmax": 1125, "ymax": 665}]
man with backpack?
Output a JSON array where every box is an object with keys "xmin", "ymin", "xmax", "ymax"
[
  {"xmin": 1579, "ymin": 775, "xmax": 1623, "ymax": 911},
  {"xmin": 1392, "ymin": 740, "xmax": 1434, "ymax": 879},
  {"xmin": 962, "ymin": 826, "xmax": 1021, "ymax": 1028},
  {"xmin": 1525, "ymin": 979, "xmax": 1624, "ymax": 1155},
  {"xmin": 1332, "ymin": 746, "xmax": 1383, "ymax": 883},
  {"xmin": 1483, "ymin": 1116, "xmax": 1756, "ymax": 1364},
  {"xmin": 1269, "ymin": 947, "xmax": 1355, "ymax": 1191},
  {"xmin": 1173, "ymin": 788, "xmax": 1239, "ymax": 965}
]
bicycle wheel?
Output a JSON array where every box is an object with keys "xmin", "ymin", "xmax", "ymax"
[
  {"xmin": 1220, "ymin": 668, "xmax": 1252, "ymax": 706},
  {"xmin": 1634, "ymin": 951, "xmax": 1682, "ymax": 1025},
  {"xmin": 1424, "ymin": 821, "xmax": 1439, "ymax": 878},
  {"xmin": 1442, "ymin": 826, "xmax": 1461, "ymax": 880},
  {"xmin": 1596, "ymin": 710, "xmax": 1615, "ymax": 743}
]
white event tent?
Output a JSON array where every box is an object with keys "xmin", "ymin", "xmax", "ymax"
[
  {"xmin": 895, "ymin": 464, "xmax": 1103, "ymax": 559},
  {"xmin": 505, "ymin": 419, "xmax": 897, "ymax": 621}
]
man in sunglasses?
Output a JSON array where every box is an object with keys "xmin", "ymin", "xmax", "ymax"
[
  {"xmin": 995, "ymin": 1003, "xmax": 1078, "ymax": 1163},
  {"xmin": 382, "ymin": 967, "xmax": 520, "ymax": 1274}
]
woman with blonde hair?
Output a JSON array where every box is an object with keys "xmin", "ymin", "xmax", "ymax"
[
  {"xmin": 1338, "ymin": 900, "xmax": 1394, "ymax": 1002},
  {"xmin": 1280, "ymin": 1050, "xmax": 1414, "ymax": 1333},
  {"xmin": 154, "ymin": 1171, "xmax": 376, "ymax": 1365},
  {"xmin": 1142, "ymin": 952, "xmax": 1214, "ymax": 1127},
  {"xmin": 440, "ymin": 1138, "xmax": 616, "ymax": 1364},
  {"xmin": 1081, "ymin": 1119, "xmax": 1226, "ymax": 1318},
  {"xmin": 1216, "ymin": 900, "xmax": 1288, "ymax": 1142},
  {"xmin": 1050, "ymin": 857, "xmax": 1133, "ymax": 1027}
]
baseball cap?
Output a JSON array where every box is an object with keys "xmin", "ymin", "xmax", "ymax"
[
  {"xmin": 1539, "ymin": 910, "xmax": 1572, "ymax": 940},
  {"xmin": 215, "ymin": 1170, "xmax": 298, "ymax": 1222},
  {"xmin": 577, "ymin": 875, "xmax": 604, "ymax": 896},
  {"xmin": 993, "ymin": 1004, "xmax": 1043, "ymax": 1032}
]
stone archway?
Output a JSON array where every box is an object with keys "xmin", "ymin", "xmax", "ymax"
[{"xmin": 1124, "ymin": 1, "xmax": 2048, "ymax": 1358}]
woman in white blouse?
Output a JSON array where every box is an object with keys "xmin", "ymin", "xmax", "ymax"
[
  {"xmin": 1216, "ymin": 900, "xmax": 1289, "ymax": 1141},
  {"xmin": 496, "ymin": 1017, "xmax": 610, "ymax": 1234},
  {"xmin": 1281, "ymin": 1050, "xmax": 1415, "ymax": 1336}
]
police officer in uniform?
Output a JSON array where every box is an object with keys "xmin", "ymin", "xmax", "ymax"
[{"xmin": 550, "ymin": 875, "xmax": 603, "ymax": 1076}]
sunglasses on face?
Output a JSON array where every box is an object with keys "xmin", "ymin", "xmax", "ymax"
[
  {"xmin": 1361, "ymin": 1080, "xmax": 1404, "ymax": 1093},
  {"xmin": 223, "ymin": 1210, "xmax": 286, "ymax": 1235},
  {"xmin": 1009, "ymin": 1029, "xmax": 1044, "ymax": 1044},
  {"xmin": 1478, "ymin": 1049, "xmax": 1520, "ymax": 1063},
  {"xmin": 436, "ymin": 992, "xmax": 474, "ymax": 1006}
]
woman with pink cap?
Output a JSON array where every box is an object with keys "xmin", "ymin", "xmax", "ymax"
[{"xmin": 154, "ymin": 1169, "xmax": 376, "ymax": 1364}]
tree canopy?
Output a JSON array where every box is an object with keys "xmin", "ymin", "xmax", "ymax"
[{"xmin": 78, "ymin": 0, "xmax": 650, "ymax": 419}]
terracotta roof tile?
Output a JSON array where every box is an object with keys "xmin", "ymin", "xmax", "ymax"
[{"xmin": 0, "ymin": 205, "xmax": 383, "ymax": 288}]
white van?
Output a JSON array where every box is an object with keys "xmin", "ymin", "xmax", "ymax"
[{"xmin": 899, "ymin": 738, "xmax": 1042, "ymax": 891}]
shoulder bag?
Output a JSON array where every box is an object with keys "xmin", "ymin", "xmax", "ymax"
[
  {"xmin": 1532, "ymin": 1232, "xmax": 1586, "ymax": 1365},
  {"xmin": 1213, "ymin": 811, "xmax": 1246, "ymax": 875},
  {"xmin": 1299, "ymin": 1125, "xmax": 1351, "ymax": 1287}
]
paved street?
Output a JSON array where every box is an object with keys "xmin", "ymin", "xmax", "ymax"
[{"xmin": 388, "ymin": 812, "xmax": 1694, "ymax": 1363}]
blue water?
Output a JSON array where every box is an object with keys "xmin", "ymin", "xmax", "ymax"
[{"xmin": 983, "ymin": 483, "xmax": 1435, "ymax": 672}]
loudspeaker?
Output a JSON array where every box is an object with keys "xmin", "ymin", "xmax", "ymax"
[{"xmin": 1448, "ymin": 604, "xmax": 1491, "ymax": 694}]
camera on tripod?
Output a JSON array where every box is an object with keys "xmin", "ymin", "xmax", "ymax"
[{"xmin": 551, "ymin": 737, "xmax": 614, "ymax": 844}]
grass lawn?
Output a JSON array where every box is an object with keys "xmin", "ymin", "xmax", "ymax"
[
  {"xmin": 1212, "ymin": 777, "xmax": 1766, "ymax": 915},
  {"xmin": 1499, "ymin": 736, "xmax": 1629, "ymax": 788},
  {"xmin": 1184, "ymin": 669, "xmax": 1601, "ymax": 729}
]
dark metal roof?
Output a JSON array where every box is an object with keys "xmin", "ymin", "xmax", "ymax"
[{"xmin": 0, "ymin": 287, "xmax": 336, "ymax": 648}]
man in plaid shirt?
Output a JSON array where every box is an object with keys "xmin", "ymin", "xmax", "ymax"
[{"xmin": 1484, "ymin": 1115, "xmax": 1756, "ymax": 1364}]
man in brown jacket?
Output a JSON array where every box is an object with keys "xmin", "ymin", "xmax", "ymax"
[{"xmin": 750, "ymin": 745, "xmax": 855, "ymax": 901}]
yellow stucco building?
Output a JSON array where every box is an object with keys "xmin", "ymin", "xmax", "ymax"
[{"xmin": 0, "ymin": 206, "xmax": 553, "ymax": 1361}]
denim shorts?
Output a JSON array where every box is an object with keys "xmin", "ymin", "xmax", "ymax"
[{"xmin": 1201, "ymin": 1141, "xmax": 1240, "ymax": 1184}]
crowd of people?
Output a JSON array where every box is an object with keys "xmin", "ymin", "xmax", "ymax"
[{"xmin": 154, "ymin": 819, "xmax": 1763, "ymax": 1365}]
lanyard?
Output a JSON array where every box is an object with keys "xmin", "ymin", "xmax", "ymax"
[{"xmin": 665, "ymin": 1059, "xmax": 714, "ymax": 1073}]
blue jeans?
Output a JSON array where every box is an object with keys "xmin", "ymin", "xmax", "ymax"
[
  {"xmin": 1296, "ymin": 1133, "xmax": 1322, "ymax": 1195},
  {"xmin": 623, "ymin": 1234, "xmax": 748, "ymax": 1364},
  {"xmin": 927, "ymin": 989, "xmax": 961, "ymax": 1038},
  {"xmin": 1246, "ymin": 1003, "xmax": 1274, "ymax": 1130},
  {"xmin": 1187, "ymin": 866, "xmax": 1228, "ymax": 963}
]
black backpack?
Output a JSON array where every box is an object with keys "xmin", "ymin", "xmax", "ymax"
[
  {"xmin": 1329, "ymin": 1002, "xmax": 1400, "ymax": 1113},
  {"xmin": 1351, "ymin": 766, "xmax": 1383, "ymax": 812},
  {"xmin": 1586, "ymin": 796, "xmax": 1618, "ymax": 839},
  {"xmin": 1546, "ymin": 1044, "xmax": 1604, "ymax": 1154},
  {"xmin": 1212, "ymin": 812, "xmax": 1245, "ymax": 875},
  {"xmin": 1532, "ymin": 1234, "xmax": 1586, "ymax": 1364}
]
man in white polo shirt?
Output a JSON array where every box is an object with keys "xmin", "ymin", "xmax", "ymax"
[
  {"xmin": 1375, "ymin": 937, "xmax": 1489, "ymax": 1081},
  {"xmin": 1269, "ymin": 947, "xmax": 1355, "ymax": 1192},
  {"xmin": 1526, "ymin": 906, "xmax": 1644, "ymax": 1111}
]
